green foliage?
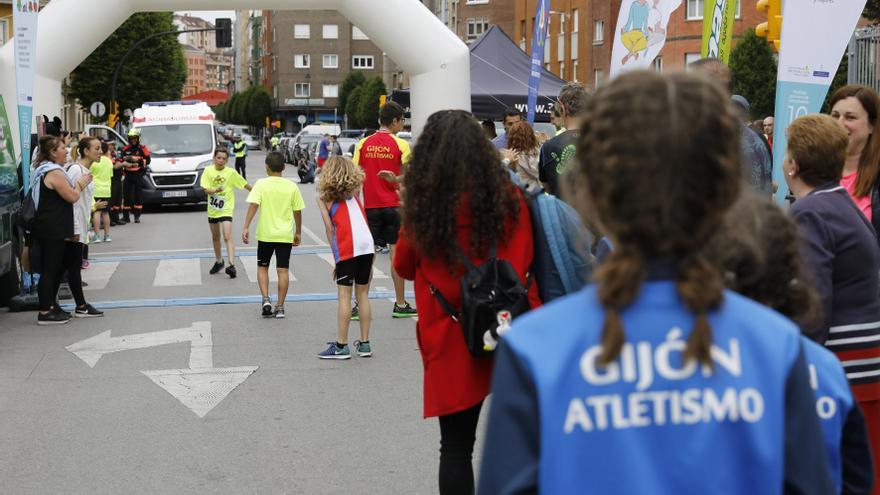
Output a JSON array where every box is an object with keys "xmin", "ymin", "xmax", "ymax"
[
  {"xmin": 218, "ymin": 86, "xmax": 274, "ymax": 126},
  {"xmin": 356, "ymin": 77, "xmax": 388, "ymax": 130},
  {"xmin": 248, "ymin": 86, "xmax": 273, "ymax": 127},
  {"xmin": 70, "ymin": 13, "xmax": 186, "ymax": 125},
  {"xmin": 213, "ymin": 101, "xmax": 226, "ymax": 122},
  {"xmin": 239, "ymin": 89, "xmax": 255, "ymax": 126},
  {"xmin": 823, "ymin": 54, "xmax": 849, "ymax": 113},
  {"xmin": 345, "ymin": 86, "xmax": 364, "ymax": 128},
  {"xmin": 729, "ymin": 29, "xmax": 777, "ymax": 119},
  {"xmin": 339, "ymin": 73, "xmax": 367, "ymax": 116},
  {"xmin": 865, "ymin": 0, "xmax": 880, "ymax": 21}
]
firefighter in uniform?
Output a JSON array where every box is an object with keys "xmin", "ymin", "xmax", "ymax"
[
  {"xmin": 118, "ymin": 128, "xmax": 151, "ymax": 223},
  {"xmin": 107, "ymin": 140, "xmax": 125, "ymax": 225},
  {"xmin": 233, "ymin": 134, "xmax": 248, "ymax": 179}
]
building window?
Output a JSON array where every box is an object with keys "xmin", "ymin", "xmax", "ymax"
[
  {"xmin": 295, "ymin": 83, "xmax": 310, "ymax": 98},
  {"xmin": 543, "ymin": 35, "xmax": 550, "ymax": 63},
  {"xmin": 467, "ymin": 18, "xmax": 489, "ymax": 41},
  {"xmin": 466, "ymin": 0, "xmax": 489, "ymax": 4},
  {"xmin": 653, "ymin": 56, "xmax": 663, "ymax": 72},
  {"xmin": 352, "ymin": 55, "xmax": 375, "ymax": 69},
  {"xmin": 323, "ymin": 84, "xmax": 339, "ymax": 98},
  {"xmin": 594, "ymin": 21, "xmax": 604, "ymax": 44},
  {"xmin": 294, "ymin": 54, "xmax": 310, "ymax": 69},
  {"xmin": 684, "ymin": 52, "xmax": 702, "ymax": 67},
  {"xmin": 294, "ymin": 24, "xmax": 310, "ymax": 39},
  {"xmin": 323, "ymin": 54, "xmax": 339, "ymax": 69},
  {"xmin": 520, "ymin": 38, "xmax": 526, "ymax": 51},
  {"xmin": 352, "ymin": 26, "xmax": 369, "ymax": 40},
  {"xmin": 559, "ymin": 14, "xmax": 565, "ymax": 35},
  {"xmin": 0, "ymin": 19, "xmax": 8, "ymax": 45},
  {"xmin": 323, "ymin": 25, "xmax": 339, "ymax": 39},
  {"xmin": 594, "ymin": 69, "xmax": 604, "ymax": 87},
  {"xmin": 273, "ymin": 56, "xmax": 277, "ymax": 71},
  {"xmin": 557, "ymin": 34, "xmax": 565, "ymax": 61},
  {"xmin": 573, "ymin": 60, "xmax": 579, "ymax": 82},
  {"xmin": 686, "ymin": 0, "xmax": 704, "ymax": 20},
  {"xmin": 572, "ymin": 9, "xmax": 579, "ymax": 32},
  {"xmin": 735, "ymin": 0, "xmax": 741, "ymax": 18},
  {"xmin": 273, "ymin": 85, "xmax": 278, "ymax": 100},
  {"xmin": 571, "ymin": 32, "xmax": 578, "ymax": 59},
  {"xmin": 559, "ymin": 61, "xmax": 565, "ymax": 79},
  {"xmin": 272, "ymin": 27, "xmax": 276, "ymax": 43}
]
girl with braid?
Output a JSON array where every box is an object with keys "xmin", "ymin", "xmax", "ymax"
[{"xmin": 477, "ymin": 71, "xmax": 834, "ymax": 494}]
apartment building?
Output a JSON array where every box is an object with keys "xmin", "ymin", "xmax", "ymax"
[
  {"xmin": 182, "ymin": 45, "xmax": 207, "ymax": 98},
  {"xmin": 174, "ymin": 14, "xmax": 234, "ymax": 95},
  {"xmin": 445, "ymin": 0, "xmax": 517, "ymax": 42}
]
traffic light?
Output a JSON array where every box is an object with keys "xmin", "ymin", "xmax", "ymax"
[
  {"xmin": 216, "ymin": 18, "xmax": 232, "ymax": 48},
  {"xmin": 108, "ymin": 101, "xmax": 119, "ymax": 128},
  {"xmin": 756, "ymin": 0, "xmax": 782, "ymax": 52}
]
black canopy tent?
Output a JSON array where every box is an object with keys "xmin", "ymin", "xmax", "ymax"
[{"xmin": 390, "ymin": 26, "xmax": 567, "ymax": 123}]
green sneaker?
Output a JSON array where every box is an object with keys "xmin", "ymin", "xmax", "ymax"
[
  {"xmin": 350, "ymin": 303, "xmax": 360, "ymax": 321},
  {"xmin": 392, "ymin": 301, "xmax": 418, "ymax": 318},
  {"xmin": 354, "ymin": 340, "xmax": 372, "ymax": 357},
  {"xmin": 318, "ymin": 342, "xmax": 351, "ymax": 360}
]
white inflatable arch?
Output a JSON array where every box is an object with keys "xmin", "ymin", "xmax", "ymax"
[{"xmin": 0, "ymin": 0, "xmax": 470, "ymax": 155}]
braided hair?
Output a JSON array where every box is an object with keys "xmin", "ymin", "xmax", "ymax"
[{"xmin": 568, "ymin": 71, "xmax": 742, "ymax": 366}]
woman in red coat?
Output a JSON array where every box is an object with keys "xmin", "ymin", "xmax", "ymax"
[{"xmin": 394, "ymin": 110, "xmax": 541, "ymax": 495}]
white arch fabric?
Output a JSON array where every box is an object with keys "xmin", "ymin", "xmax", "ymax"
[{"xmin": 0, "ymin": 0, "xmax": 470, "ymax": 156}]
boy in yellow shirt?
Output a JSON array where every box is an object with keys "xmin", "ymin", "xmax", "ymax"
[
  {"xmin": 200, "ymin": 148, "xmax": 252, "ymax": 278},
  {"xmin": 242, "ymin": 152, "xmax": 306, "ymax": 318}
]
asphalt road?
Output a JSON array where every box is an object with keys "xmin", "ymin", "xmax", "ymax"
[{"xmin": 0, "ymin": 152, "xmax": 485, "ymax": 494}]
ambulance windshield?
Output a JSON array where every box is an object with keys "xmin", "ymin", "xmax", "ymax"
[{"xmin": 138, "ymin": 124, "xmax": 214, "ymax": 157}]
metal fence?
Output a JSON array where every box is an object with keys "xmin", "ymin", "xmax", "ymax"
[{"xmin": 848, "ymin": 25, "xmax": 880, "ymax": 92}]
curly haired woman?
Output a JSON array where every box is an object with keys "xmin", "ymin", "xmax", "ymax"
[
  {"xmin": 478, "ymin": 71, "xmax": 834, "ymax": 494},
  {"xmin": 393, "ymin": 110, "xmax": 541, "ymax": 495},
  {"xmin": 316, "ymin": 156, "xmax": 375, "ymax": 360}
]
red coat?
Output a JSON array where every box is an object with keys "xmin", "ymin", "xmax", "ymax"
[{"xmin": 394, "ymin": 194, "xmax": 542, "ymax": 418}]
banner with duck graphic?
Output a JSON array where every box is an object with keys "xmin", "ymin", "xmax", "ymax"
[{"xmin": 610, "ymin": 0, "xmax": 681, "ymax": 79}]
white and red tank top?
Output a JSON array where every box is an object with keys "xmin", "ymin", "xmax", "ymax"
[{"xmin": 330, "ymin": 196, "xmax": 374, "ymax": 263}]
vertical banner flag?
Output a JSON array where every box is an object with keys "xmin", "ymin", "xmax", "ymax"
[
  {"xmin": 13, "ymin": 0, "xmax": 39, "ymax": 193},
  {"xmin": 771, "ymin": 0, "xmax": 866, "ymax": 203},
  {"xmin": 700, "ymin": 0, "xmax": 738, "ymax": 63},
  {"xmin": 610, "ymin": 0, "xmax": 681, "ymax": 78},
  {"xmin": 526, "ymin": 0, "xmax": 551, "ymax": 124}
]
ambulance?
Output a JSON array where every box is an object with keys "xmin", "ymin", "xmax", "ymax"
[{"xmin": 86, "ymin": 100, "xmax": 216, "ymax": 206}]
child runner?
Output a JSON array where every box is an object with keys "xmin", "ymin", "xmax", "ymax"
[
  {"xmin": 242, "ymin": 152, "xmax": 305, "ymax": 318},
  {"xmin": 201, "ymin": 147, "xmax": 252, "ymax": 278},
  {"xmin": 90, "ymin": 140, "xmax": 118, "ymax": 243},
  {"xmin": 315, "ymin": 156, "xmax": 375, "ymax": 359}
]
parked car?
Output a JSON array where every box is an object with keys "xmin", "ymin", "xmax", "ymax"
[
  {"xmin": 338, "ymin": 137, "xmax": 359, "ymax": 158},
  {"xmin": 241, "ymin": 133, "xmax": 261, "ymax": 150},
  {"xmin": 295, "ymin": 133, "xmax": 324, "ymax": 150},
  {"xmin": 339, "ymin": 129, "xmax": 366, "ymax": 139}
]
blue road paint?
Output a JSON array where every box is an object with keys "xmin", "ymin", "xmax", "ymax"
[
  {"xmin": 90, "ymin": 247, "xmax": 332, "ymax": 263},
  {"xmin": 61, "ymin": 291, "xmax": 416, "ymax": 310}
]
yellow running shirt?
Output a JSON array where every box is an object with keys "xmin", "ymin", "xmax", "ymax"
[
  {"xmin": 91, "ymin": 156, "xmax": 114, "ymax": 198},
  {"xmin": 246, "ymin": 176, "xmax": 306, "ymax": 243},
  {"xmin": 200, "ymin": 165, "xmax": 248, "ymax": 219}
]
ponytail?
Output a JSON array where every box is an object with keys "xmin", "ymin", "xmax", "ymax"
[
  {"xmin": 676, "ymin": 255, "xmax": 723, "ymax": 367},
  {"xmin": 596, "ymin": 248, "xmax": 645, "ymax": 366}
]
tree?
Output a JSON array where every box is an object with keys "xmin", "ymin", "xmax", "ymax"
[
  {"xmin": 70, "ymin": 13, "xmax": 186, "ymax": 124},
  {"xmin": 213, "ymin": 101, "xmax": 227, "ymax": 122},
  {"xmin": 339, "ymin": 72, "xmax": 367, "ymax": 117},
  {"xmin": 356, "ymin": 77, "xmax": 388, "ymax": 129},
  {"xmin": 247, "ymin": 86, "xmax": 273, "ymax": 127},
  {"xmin": 729, "ymin": 29, "xmax": 777, "ymax": 119},
  {"xmin": 865, "ymin": 0, "xmax": 880, "ymax": 22},
  {"xmin": 345, "ymin": 86, "xmax": 364, "ymax": 128}
]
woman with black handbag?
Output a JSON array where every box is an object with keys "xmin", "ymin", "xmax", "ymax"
[{"xmin": 393, "ymin": 110, "xmax": 541, "ymax": 495}]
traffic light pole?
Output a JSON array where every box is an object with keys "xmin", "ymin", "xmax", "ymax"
[{"xmin": 108, "ymin": 27, "xmax": 220, "ymax": 132}]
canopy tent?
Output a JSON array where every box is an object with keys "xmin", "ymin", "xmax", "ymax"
[{"xmin": 390, "ymin": 25, "xmax": 567, "ymax": 123}]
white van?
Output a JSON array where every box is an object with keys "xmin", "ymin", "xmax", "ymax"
[{"xmin": 87, "ymin": 101, "xmax": 216, "ymax": 206}]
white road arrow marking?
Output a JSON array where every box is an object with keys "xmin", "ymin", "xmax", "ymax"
[
  {"xmin": 66, "ymin": 321, "xmax": 213, "ymax": 368},
  {"xmin": 66, "ymin": 322, "xmax": 258, "ymax": 418}
]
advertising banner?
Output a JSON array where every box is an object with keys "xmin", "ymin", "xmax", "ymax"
[
  {"xmin": 526, "ymin": 0, "xmax": 551, "ymax": 124},
  {"xmin": 610, "ymin": 0, "xmax": 681, "ymax": 78},
  {"xmin": 700, "ymin": 0, "xmax": 738, "ymax": 63},
  {"xmin": 772, "ymin": 0, "xmax": 866, "ymax": 203},
  {"xmin": 13, "ymin": 0, "xmax": 39, "ymax": 193}
]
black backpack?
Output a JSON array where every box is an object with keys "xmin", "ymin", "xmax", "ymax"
[
  {"xmin": 18, "ymin": 187, "xmax": 37, "ymax": 230},
  {"xmin": 430, "ymin": 245, "xmax": 533, "ymax": 357}
]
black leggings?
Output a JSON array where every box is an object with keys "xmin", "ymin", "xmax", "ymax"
[
  {"xmin": 235, "ymin": 157, "xmax": 247, "ymax": 179},
  {"xmin": 36, "ymin": 238, "xmax": 65, "ymax": 311},
  {"xmin": 438, "ymin": 401, "xmax": 483, "ymax": 495},
  {"xmin": 63, "ymin": 241, "xmax": 87, "ymax": 307}
]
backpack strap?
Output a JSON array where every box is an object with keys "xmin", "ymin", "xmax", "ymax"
[{"xmin": 429, "ymin": 284, "xmax": 460, "ymax": 322}]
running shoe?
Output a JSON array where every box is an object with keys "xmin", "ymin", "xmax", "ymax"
[
  {"xmin": 38, "ymin": 308, "xmax": 71, "ymax": 325},
  {"xmin": 75, "ymin": 304, "xmax": 104, "ymax": 318},
  {"xmin": 273, "ymin": 306, "xmax": 285, "ymax": 318},
  {"xmin": 209, "ymin": 261, "xmax": 225, "ymax": 274},
  {"xmin": 225, "ymin": 264, "xmax": 237, "ymax": 279},
  {"xmin": 318, "ymin": 342, "xmax": 351, "ymax": 360},
  {"xmin": 103, "ymin": 234, "xmax": 112, "ymax": 243},
  {"xmin": 350, "ymin": 303, "xmax": 360, "ymax": 321},
  {"xmin": 354, "ymin": 340, "xmax": 372, "ymax": 357},
  {"xmin": 392, "ymin": 301, "xmax": 418, "ymax": 318},
  {"xmin": 89, "ymin": 233, "xmax": 102, "ymax": 244},
  {"xmin": 261, "ymin": 298, "xmax": 273, "ymax": 317},
  {"xmin": 134, "ymin": 217, "xmax": 141, "ymax": 224}
]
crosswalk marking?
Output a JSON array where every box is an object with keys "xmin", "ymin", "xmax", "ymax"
[
  {"xmin": 301, "ymin": 225, "xmax": 328, "ymax": 246},
  {"xmin": 82, "ymin": 261, "xmax": 119, "ymax": 291},
  {"xmin": 153, "ymin": 259, "xmax": 203, "ymax": 287},
  {"xmin": 239, "ymin": 256, "xmax": 297, "ymax": 282},
  {"xmin": 316, "ymin": 252, "xmax": 389, "ymax": 279}
]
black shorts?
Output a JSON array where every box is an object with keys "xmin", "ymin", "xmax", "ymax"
[
  {"xmin": 257, "ymin": 241, "xmax": 292, "ymax": 269},
  {"xmin": 366, "ymin": 207, "xmax": 401, "ymax": 245},
  {"xmin": 335, "ymin": 254, "xmax": 374, "ymax": 286},
  {"xmin": 94, "ymin": 197, "xmax": 111, "ymax": 213},
  {"xmin": 208, "ymin": 216, "xmax": 233, "ymax": 224}
]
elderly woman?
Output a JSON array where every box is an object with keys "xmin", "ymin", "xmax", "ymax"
[{"xmin": 785, "ymin": 113, "xmax": 880, "ymax": 491}]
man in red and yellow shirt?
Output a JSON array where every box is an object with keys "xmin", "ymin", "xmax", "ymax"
[{"xmin": 352, "ymin": 101, "xmax": 417, "ymax": 318}]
